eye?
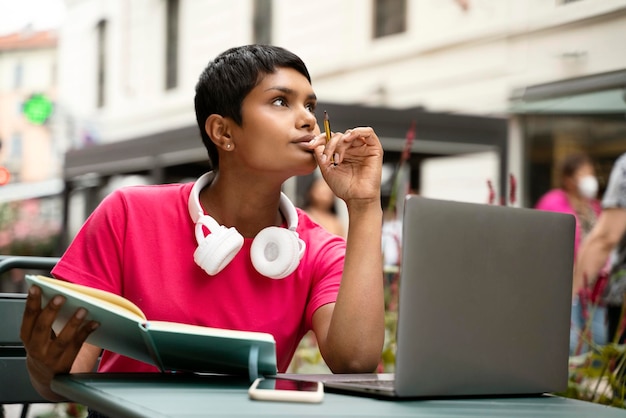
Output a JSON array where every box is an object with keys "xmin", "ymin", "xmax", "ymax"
[
  {"xmin": 306, "ymin": 102, "xmax": 316, "ymax": 113},
  {"xmin": 272, "ymin": 97, "xmax": 287, "ymax": 107}
]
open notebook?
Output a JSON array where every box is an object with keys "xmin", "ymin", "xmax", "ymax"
[{"xmin": 303, "ymin": 196, "xmax": 575, "ymax": 398}]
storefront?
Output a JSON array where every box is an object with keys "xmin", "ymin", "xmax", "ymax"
[
  {"xmin": 510, "ymin": 69, "xmax": 626, "ymax": 206},
  {"xmin": 0, "ymin": 179, "xmax": 63, "ymax": 291}
]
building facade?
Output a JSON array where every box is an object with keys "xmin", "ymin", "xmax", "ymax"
[
  {"xmin": 0, "ymin": 29, "xmax": 61, "ymax": 188},
  {"xmin": 0, "ymin": 29, "xmax": 63, "ymax": 262},
  {"xmin": 54, "ymin": 0, "xmax": 626, "ymax": 240}
]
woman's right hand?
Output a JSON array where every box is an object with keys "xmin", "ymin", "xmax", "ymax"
[{"xmin": 20, "ymin": 285, "xmax": 100, "ymax": 400}]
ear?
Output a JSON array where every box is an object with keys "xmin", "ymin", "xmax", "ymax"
[{"xmin": 205, "ymin": 114, "xmax": 234, "ymax": 151}]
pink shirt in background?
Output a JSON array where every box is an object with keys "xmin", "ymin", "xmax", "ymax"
[{"xmin": 534, "ymin": 189, "xmax": 601, "ymax": 258}]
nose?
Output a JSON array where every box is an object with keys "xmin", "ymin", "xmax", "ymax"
[{"xmin": 298, "ymin": 107, "xmax": 317, "ymax": 131}]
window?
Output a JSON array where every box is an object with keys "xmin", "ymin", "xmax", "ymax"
[
  {"xmin": 253, "ymin": 0, "xmax": 272, "ymax": 45},
  {"xmin": 165, "ymin": 0, "xmax": 179, "ymax": 90},
  {"xmin": 96, "ymin": 19, "xmax": 107, "ymax": 108},
  {"xmin": 9, "ymin": 133, "xmax": 22, "ymax": 163},
  {"xmin": 373, "ymin": 0, "xmax": 407, "ymax": 39},
  {"xmin": 51, "ymin": 59, "xmax": 57, "ymax": 88},
  {"xmin": 14, "ymin": 62, "xmax": 23, "ymax": 89}
]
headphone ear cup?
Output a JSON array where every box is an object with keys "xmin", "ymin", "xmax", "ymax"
[
  {"xmin": 194, "ymin": 219, "xmax": 244, "ymax": 275},
  {"xmin": 250, "ymin": 227, "xmax": 304, "ymax": 279}
]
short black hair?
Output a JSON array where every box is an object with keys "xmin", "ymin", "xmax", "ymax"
[{"xmin": 194, "ymin": 45, "xmax": 311, "ymax": 169}]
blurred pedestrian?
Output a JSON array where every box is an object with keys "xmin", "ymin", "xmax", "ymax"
[
  {"xmin": 535, "ymin": 152, "xmax": 605, "ymax": 354},
  {"xmin": 381, "ymin": 206, "xmax": 402, "ymax": 271},
  {"xmin": 574, "ymin": 152, "xmax": 626, "ymax": 345},
  {"xmin": 303, "ymin": 176, "xmax": 346, "ymax": 238}
]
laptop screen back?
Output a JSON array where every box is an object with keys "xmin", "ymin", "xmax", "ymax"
[{"xmin": 394, "ymin": 196, "xmax": 574, "ymax": 397}]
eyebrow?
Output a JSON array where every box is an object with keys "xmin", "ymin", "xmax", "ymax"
[{"xmin": 264, "ymin": 86, "xmax": 317, "ymax": 101}]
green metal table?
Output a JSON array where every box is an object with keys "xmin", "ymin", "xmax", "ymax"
[{"xmin": 50, "ymin": 373, "xmax": 625, "ymax": 418}]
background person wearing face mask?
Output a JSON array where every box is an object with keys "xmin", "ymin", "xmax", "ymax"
[
  {"xmin": 535, "ymin": 152, "xmax": 605, "ymax": 354},
  {"xmin": 574, "ymin": 152, "xmax": 626, "ymax": 346}
]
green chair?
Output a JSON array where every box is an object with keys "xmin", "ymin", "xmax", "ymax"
[{"xmin": 0, "ymin": 256, "xmax": 59, "ymax": 418}]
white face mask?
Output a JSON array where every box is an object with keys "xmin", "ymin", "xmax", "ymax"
[{"xmin": 577, "ymin": 175, "xmax": 598, "ymax": 199}]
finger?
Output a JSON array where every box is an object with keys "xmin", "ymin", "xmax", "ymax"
[
  {"xmin": 54, "ymin": 318, "xmax": 100, "ymax": 371},
  {"xmin": 342, "ymin": 127, "xmax": 379, "ymax": 146},
  {"xmin": 336, "ymin": 128, "xmax": 383, "ymax": 162},
  {"xmin": 309, "ymin": 134, "xmax": 326, "ymax": 162},
  {"xmin": 306, "ymin": 134, "xmax": 329, "ymax": 159},
  {"xmin": 312, "ymin": 133, "xmax": 336, "ymax": 167},
  {"xmin": 318, "ymin": 128, "xmax": 378, "ymax": 166},
  {"xmin": 326, "ymin": 130, "xmax": 363, "ymax": 166},
  {"xmin": 322, "ymin": 131, "xmax": 344, "ymax": 166},
  {"xmin": 307, "ymin": 133, "xmax": 326, "ymax": 147},
  {"xmin": 76, "ymin": 321, "xmax": 100, "ymax": 345},
  {"xmin": 28, "ymin": 294, "xmax": 67, "ymax": 351},
  {"xmin": 63, "ymin": 322, "xmax": 99, "ymax": 365},
  {"xmin": 21, "ymin": 285, "xmax": 43, "ymax": 344},
  {"xmin": 47, "ymin": 307, "xmax": 90, "ymax": 361},
  {"xmin": 314, "ymin": 146, "xmax": 332, "ymax": 167}
]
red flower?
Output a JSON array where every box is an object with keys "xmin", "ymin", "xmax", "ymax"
[{"xmin": 509, "ymin": 174, "xmax": 517, "ymax": 205}]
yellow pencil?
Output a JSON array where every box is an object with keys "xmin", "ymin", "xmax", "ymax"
[
  {"xmin": 324, "ymin": 110, "xmax": 332, "ymax": 144},
  {"xmin": 323, "ymin": 111, "xmax": 335, "ymax": 164}
]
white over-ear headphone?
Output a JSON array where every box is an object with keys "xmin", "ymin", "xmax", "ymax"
[{"xmin": 188, "ymin": 172, "xmax": 306, "ymax": 279}]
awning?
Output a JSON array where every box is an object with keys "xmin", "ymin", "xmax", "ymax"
[
  {"xmin": 509, "ymin": 69, "xmax": 626, "ymax": 115},
  {"xmin": 63, "ymin": 102, "xmax": 508, "ymax": 180},
  {"xmin": 510, "ymin": 88, "xmax": 626, "ymax": 114},
  {"xmin": 0, "ymin": 178, "xmax": 64, "ymax": 204}
]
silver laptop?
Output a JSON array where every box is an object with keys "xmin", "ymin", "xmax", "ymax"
[{"xmin": 322, "ymin": 195, "xmax": 575, "ymax": 398}]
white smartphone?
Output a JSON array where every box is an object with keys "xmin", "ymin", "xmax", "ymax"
[{"xmin": 248, "ymin": 377, "xmax": 324, "ymax": 403}]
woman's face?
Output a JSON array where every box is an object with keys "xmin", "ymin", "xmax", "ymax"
[
  {"xmin": 569, "ymin": 162, "xmax": 598, "ymax": 199},
  {"xmin": 573, "ymin": 163, "xmax": 594, "ymax": 183},
  {"xmin": 228, "ymin": 67, "xmax": 321, "ymax": 178}
]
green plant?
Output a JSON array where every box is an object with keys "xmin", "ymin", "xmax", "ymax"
[{"xmin": 556, "ymin": 290, "xmax": 626, "ymax": 408}]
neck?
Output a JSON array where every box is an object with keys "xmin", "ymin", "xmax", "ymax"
[
  {"xmin": 566, "ymin": 190, "xmax": 587, "ymax": 210},
  {"xmin": 198, "ymin": 173, "xmax": 285, "ymax": 237}
]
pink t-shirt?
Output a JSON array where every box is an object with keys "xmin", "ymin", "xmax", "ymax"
[
  {"xmin": 52, "ymin": 181, "xmax": 345, "ymax": 373},
  {"xmin": 534, "ymin": 189, "xmax": 601, "ymax": 257}
]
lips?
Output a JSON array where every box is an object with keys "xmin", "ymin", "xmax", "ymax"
[{"xmin": 292, "ymin": 134, "xmax": 315, "ymax": 144}]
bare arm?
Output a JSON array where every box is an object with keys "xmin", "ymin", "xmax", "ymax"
[
  {"xmin": 313, "ymin": 200, "xmax": 384, "ymax": 373},
  {"xmin": 21, "ymin": 285, "xmax": 100, "ymax": 401},
  {"xmin": 573, "ymin": 208, "xmax": 626, "ymax": 297},
  {"xmin": 309, "ymin": 127, "xmax": 385, "ymax": 373}
]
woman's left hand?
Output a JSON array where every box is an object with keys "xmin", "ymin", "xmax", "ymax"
[{"xmin": 310, "ymin": 127, "xmax": 383, "ymax": 204}]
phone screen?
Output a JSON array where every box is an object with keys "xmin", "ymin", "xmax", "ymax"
[{"xmin": 255, "ymin": 378, "xmax": 321, "ymax": 392}]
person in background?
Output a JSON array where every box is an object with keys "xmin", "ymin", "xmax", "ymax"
[
  {"xmin": 303, "ymin": 175, "xmax": 346, "ymax": 238},
  {"xmin": 534, "ymin": 152, "xmax": 605, "ymax": 354},
  {"xmin": 574, "ymin": 152, "xmax": 626, "ymax": 346},
  {"xmin": 381, "ymin": 206, "xmax": 402, "ymax": 277}
]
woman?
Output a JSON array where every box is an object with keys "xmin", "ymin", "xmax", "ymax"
[
  {"xmin": 21, "ymin": 45, "xmax": 385, "ymax": 410},
  {"xmin": 535, "ymin": 153, "xmax": 604, "ymax": 354},
  {"xmin": 303, "ymin": 176, "xmax": 346, "ymax": 238}
]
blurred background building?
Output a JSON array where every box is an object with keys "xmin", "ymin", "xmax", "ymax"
[
  {"xmin": 0, "ymin": 27, "xmax": 63, "ymax": 264},
  {"xmin": 1, "ymin": 0, "xmax": 625, "ymax": 256}
]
